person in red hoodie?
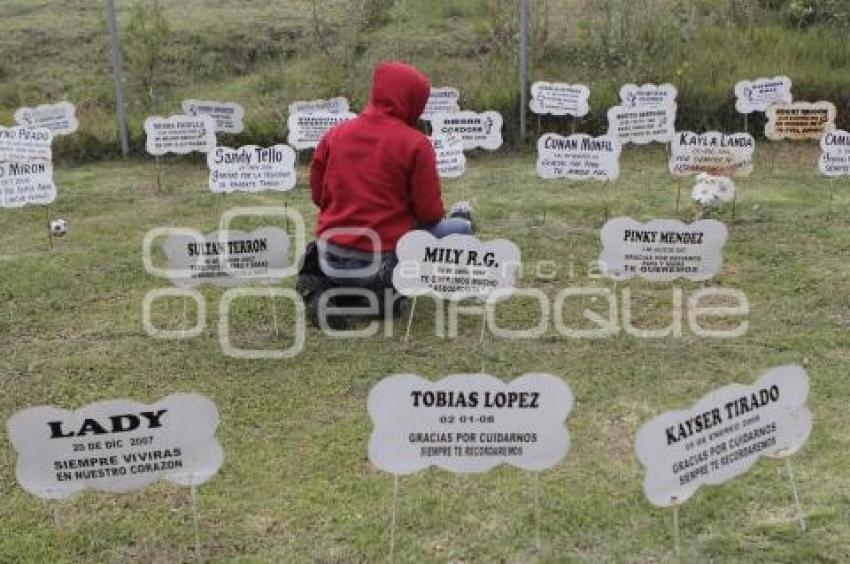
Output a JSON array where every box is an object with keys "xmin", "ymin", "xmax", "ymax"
[{"xmin": 298, "ymin": 61, "xmax": 473, "ymax": 327}]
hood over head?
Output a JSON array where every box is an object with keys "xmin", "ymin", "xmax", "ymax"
[{"xmin": 367, "ymin": 61, "xmax": 431, "ymax": 124}]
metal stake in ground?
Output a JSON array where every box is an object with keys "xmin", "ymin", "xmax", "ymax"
[
  {"xmin": 671, "ymin": 498, "xmax": 681, "ymax": 562},
  {"xmin": 479, "ymin": 303, "xmax": 487, "ymax": 374},
  {"xmin": 181, "ymin": 296, "xmax": 189, "ymax": 339},
  {"xmin": 388, "ymin": 474, "xmax": 400, "ymax": 563},
  {"xmin": 769, "ymin": 142, "xmax": 779, "ymax": 174},
  {"xmin": 731, "ymin": 187, "xmax": 737, "ymax": 220},
  {"xmin": 826, "ymin": 178, "xmax": 835, "ymax": 221},
  {"xmin": 155, "ymin": 156, "xmax": 164, "ymax": 192},
  {"xmin": 268, "ymin": 286, "xmax": 279, "ymax": 339},
  {"xmin": 675, "ymin": 178, "xmax": 683, "ymax": 215},
  {"xmin": 402, "ymin": 297, "xmax": 418, "ymax": 348},
  {"xmin": 785, "ymin": 457, "xmax": 807, "ymax": 532},
  {"xmin": 533, "ymin": 472, "xmax": 542, "ymax": 553},
  {"xmin": 216, "ymin": 193, "xmax": 226, "ymax": 224},
  {"xmin": 44, "ymin": 205, "xmax": 54, "ymax": 250},
  {"xmin": 190, "ymin": 476, "xmax": 202, "ymax": 562}
]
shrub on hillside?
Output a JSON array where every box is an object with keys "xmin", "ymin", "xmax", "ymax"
[{"xmin": 124, "ymin": 0, "xmax": 171, "ymax": 111}]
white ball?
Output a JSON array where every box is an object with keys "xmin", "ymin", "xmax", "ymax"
[
  {"xmin": 691, "ymin": 182, "xmax": 719, "ymax": 207},
  {"xmin": 49, "ymin": 219, "xmax": 67, "ymax": 237},
  {"xmin": 691, "ymin": 174, "xmax": 735, "ymax": 208}
]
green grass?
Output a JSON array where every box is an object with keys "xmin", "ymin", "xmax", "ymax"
[
  {"xmin": 1, "ymin": 144, "xmax": 849, "ymax": 562},
  {"xmin": 0, "ymin": 0, "xmax": 848, "ymax": 160}
]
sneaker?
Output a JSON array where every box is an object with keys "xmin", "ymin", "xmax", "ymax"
[{"xmin": 449, "ymin": 200, "xmax": 475, "ymax": 225}]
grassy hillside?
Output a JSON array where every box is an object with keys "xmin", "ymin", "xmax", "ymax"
[
  {"xmin": 0, "ymin": 0, "xmax": 848, "ymax": 160},
  {"xmin": 1, "ymin": 2, "xmax": 849, "ymax": 561},
  {"xmin": 0, "ymin": 145, "xmax": 848, "ymax": 562}
]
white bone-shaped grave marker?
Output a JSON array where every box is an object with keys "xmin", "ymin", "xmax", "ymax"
[
  {"xmin": 529, "ymin": 82, "xmax": 590, "ymax": 117},
  {"xmin": 536, "ymin": 133, "xmax": 621, "ymax": 181},
  {"xmin": 286, "ymin": 111, "xmax": 356, "ymax": 151},
  {"xmin": 7, "ymin": 393, "xmax": 224, "ymax": 499},
  {"xmin": 14, "ymin": 101, "xmax": 79, "ymax": 136},
  {"xmin": 430, "ymin": 133, "xmax": 466, "ymax": 179},
  {"xmin": 182, "ymin": 100, "xmax": 245, "ymax": 134},
  {"xmin": 765, "ymin": 101, "xmax": 836, "ymax": 141},
  {"xmin": 635, "ymin": 365, "xmax": 812, "ymax": 507},
  {"xmin": 734, "ymin": 76, "xmax": 793, "ymax": 114},
  {"xmin": 207, "ymin": 145, "xmax": 296, "ymax": 193},
  {"xmin": 599, "ymin": 217, "xmax": 728, "ymax": 282},
  {"xmin": 0, "ymin": 126, "xmax": 53, "ymax": 162},
  {"xmin": 0, "ymin": 160, "xmax": 57, "ymax": 208},
  {"xmin": 607, "ymin": 83, "xmax": 677, "ymax": 145},
  {"xmin": 430, "ymin": 111, "xmax": 503, "ymax": 151},
  {"xmin": 368, "ymin": 373, "xmax": 574, "ymax": 474},
  {"xmin": 607, "ymin": 104, "xmax": 676, "ymax": 145},
  {"xmin": 619, "ymin": 83, "xmax": 677, "ymax": 109},
  {"xmin": 288, "ymin": 96, "xmax": 350, "ymax": 116},
  {"xmin": 144, "ymin": 115, "xmax": 217, "ymax": 156},
  {"xmin": 421, "ymin": 87, "xmax": 460, "ymax": 122},
  {"xmin": 160, "ymin": 227, "xmax": 291, "ymax": 288},
  {"xmin": 669, "ymin": 131, "xmax": 755, "ymax": 177},
  {"xmin": 819, "ymin": 129, "xmax": 850, "ymax": 177},
  {"xmin": 392, "ymin": 231, "xmax": 520, "ymax": 302}
]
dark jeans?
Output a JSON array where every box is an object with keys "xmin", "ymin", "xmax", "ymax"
[{"xmin": 321, "ymin": 219, "xmax": 474, "ymax": 284}]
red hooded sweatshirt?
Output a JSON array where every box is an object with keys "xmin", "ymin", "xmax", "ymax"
[{"xmin": 309, "ymin": 61, "xmax": 445, "ymax": 252}]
